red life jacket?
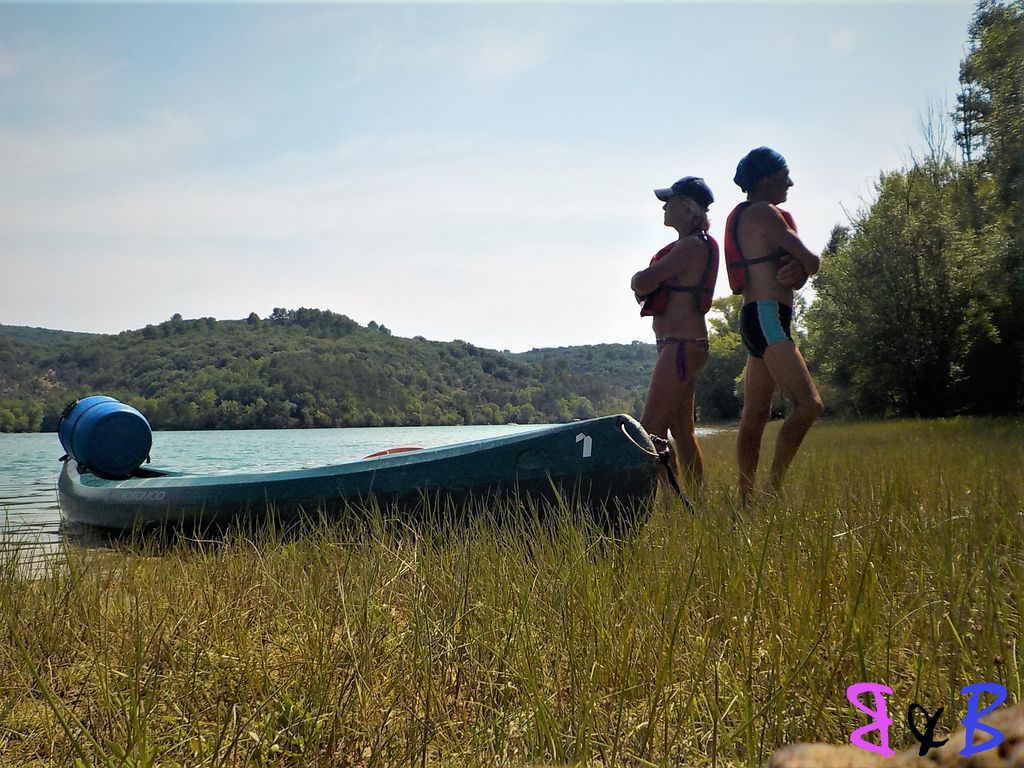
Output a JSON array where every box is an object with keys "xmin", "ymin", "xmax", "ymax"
[
  {"xmin": 724, "ymin": 202, "xmax": 805, "ymax": 294},
  {"xmin": 639, "ymin": 232, "xmax": 720, "ymax": 317}
]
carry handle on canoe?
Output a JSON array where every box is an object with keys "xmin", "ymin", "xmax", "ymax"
[{"xmin": 364, "ymin": 446, "xmax": 423, "ymax": 459}]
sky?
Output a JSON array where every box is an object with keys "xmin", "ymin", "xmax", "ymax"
[{"xmin": 0, "ymin": 1, "xmax": 978, "ymax": 352}]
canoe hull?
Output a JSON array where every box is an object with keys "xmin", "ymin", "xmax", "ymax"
[{"xmin": 58, "ymin": 415, "xmax": 661, "ymax": 533}]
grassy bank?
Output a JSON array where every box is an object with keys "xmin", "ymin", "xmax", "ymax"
[{"xmin": 1, "ymin": 418, "xmax": 1022, "ymax": 766}]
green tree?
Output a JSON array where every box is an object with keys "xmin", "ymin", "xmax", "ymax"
[
  {"xmin": 805, "ymin": 162, "xmax": 1001, "ymax": 415},
  {"xmin": 957, "ymin": 0, "xmax": 1024, "ymax": 224},
  {"xmin": 954, "ymin": 0, "xmax": 1024, "ymax": 409}
]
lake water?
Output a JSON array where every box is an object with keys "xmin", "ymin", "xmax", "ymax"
[{"xmin": 0, "ymin": 425, "xmax": 554, "ymax": 554}]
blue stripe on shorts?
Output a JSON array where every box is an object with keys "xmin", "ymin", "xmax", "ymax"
[{"xmin": 757, "ymin": 300, "xmax": 788, "ymax": 346}]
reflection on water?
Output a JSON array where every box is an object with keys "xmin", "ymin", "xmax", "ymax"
[{"xmin": 1, "ymin": 433, "xmax": 66, "ymax": 564}]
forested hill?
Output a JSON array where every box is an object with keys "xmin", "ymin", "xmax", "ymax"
[{"xmin": 0, "ymin": 309, "xmax": 656, "ymax": 433}]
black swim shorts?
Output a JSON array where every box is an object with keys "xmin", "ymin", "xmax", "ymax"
[{"xmin": 739, "ymin": 300, "xmax": 793, "ymax": 358}]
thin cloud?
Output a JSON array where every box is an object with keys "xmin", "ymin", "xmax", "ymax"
[
  {"xmin": 14, "ymin": 44, "xmax": 124, "ymax": 114},
  {"xmin": 465, "ymin": 31, "xmax": 556, "ymax": 84},
  {"xmin": 828, "ymin": 29, "xmax": 857, "ymax": 57},
  {"xmin": 0, "ymin": 47, "xmax": 17, "ymax": 78},
  {"xmin": 0, "ymin": 110, "xmax": 215, "ymax": 178}
]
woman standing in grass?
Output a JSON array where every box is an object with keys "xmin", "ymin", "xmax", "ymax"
[{"xmin": 631, "ymin": 176, "xmax": 719, "ymax": 488}]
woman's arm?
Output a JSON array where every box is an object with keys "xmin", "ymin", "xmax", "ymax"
[{"xmin": 630, "ymin": 240, "xmax": 690, "ymax": 295}]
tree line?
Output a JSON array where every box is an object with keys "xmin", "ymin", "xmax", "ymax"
[{"xmin": 1, "ymin": 302, "xmax": 757, "ymax": 434}]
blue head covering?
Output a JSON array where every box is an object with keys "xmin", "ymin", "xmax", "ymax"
[{"xmin": 733, "ymin": 147, "xmax": 787, "ymax": 193}]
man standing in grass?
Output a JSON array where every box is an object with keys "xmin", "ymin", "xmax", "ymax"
[{"xmin": 725, "ymin": 147, "xmax": 823, "ymax": 501}]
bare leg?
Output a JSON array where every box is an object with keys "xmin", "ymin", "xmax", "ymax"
[
  {"xmin": 761, "ymin": 341, "xmax": 824, "ymax": 491},
  {"xmin": 640, "ymin": 345, "xmax": 682, "ymax": 441},
  {"xmin": 737, "ymin": 356, "xmax": 774, "ymax": 501},
  {"xmin": 668, "ymin": 345, "xmax": 708, "ymax": 488},
  {"xmin": 670, "ymin": 398, "xmax": 703, "ymax": 487}
]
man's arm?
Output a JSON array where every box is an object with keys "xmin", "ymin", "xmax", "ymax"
[{"xmin": 768, "ymin": 207, "xmax": 820, "ymax": 277}]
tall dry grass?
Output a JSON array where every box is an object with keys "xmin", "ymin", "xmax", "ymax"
[{"xmin": 0, "ymin": 418, "xmax": 1021, "ymax": 766}]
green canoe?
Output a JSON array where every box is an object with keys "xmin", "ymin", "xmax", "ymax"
[{"xmin": 58, "ymin": 414, "xmax": 662, "ymax": 533}]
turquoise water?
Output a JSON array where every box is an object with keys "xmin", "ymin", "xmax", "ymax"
[{"xmin": 0, "ymin": 425, "xmax": 551, "ymax": 551}]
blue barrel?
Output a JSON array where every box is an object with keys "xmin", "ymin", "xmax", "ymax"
[{"xmin": 58, "ymin": 395, "xmax": 152, "ymax": 478}]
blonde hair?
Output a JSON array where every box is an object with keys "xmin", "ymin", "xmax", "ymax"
[{"xmin": 678, "ymin": 195, "xmax": 711, "ymax": 233}]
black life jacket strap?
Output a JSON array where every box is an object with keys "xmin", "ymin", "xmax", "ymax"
[
  {"xmin": 662, "ymin": 233, "xmax": 716, "ymax": 312},
  {"xmin": 693, "ymin": 234, "xmax": 717, "ymax": 311},
  {"xmin": 729, "ymin": 202, "xmax": 777, "ymax": 274}
]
